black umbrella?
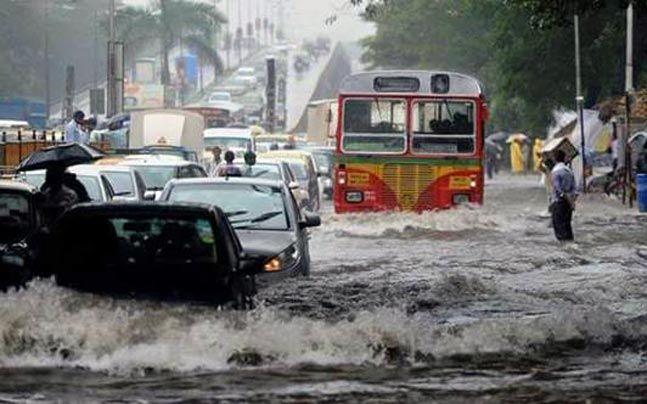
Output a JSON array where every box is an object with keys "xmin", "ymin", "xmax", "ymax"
[{"xmin": 17, "ymin": 142, "xmax": 105, "ymax": 172}]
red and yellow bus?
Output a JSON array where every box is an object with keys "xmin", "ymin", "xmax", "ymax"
[{"xmin": 334, "ymin": 71, "xmax": 488, "ymax": 213}]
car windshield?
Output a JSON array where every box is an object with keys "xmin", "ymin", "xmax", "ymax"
[
  {"xmin": 204, "ymin": 137, "xmax": 251, "ymax": 150},
  {"xmin": 168, "ymin": 183, "xmax": 289, "ymax": 230},
  {"xmin": 288, "ymin": 162, "xmax": 308, "ymax": 180},
  {"xmin": 134, "ymin": 166, "xmax": 177, "ymax": 190},
  {"xmin": 236, "ymin": 163, "xmax": 282, "ymax": 181},
  {"xmin": 104, "ymin": 171, "xmax": 135, "ymax": 196},
  {"xmin": 0, "ymin": 192, "xmax": 31, "ymax": 243}
]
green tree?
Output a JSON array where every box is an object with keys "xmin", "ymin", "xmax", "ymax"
[
  {"xmin": 356, "ymin": 0, "xmax": 646, "ymax": 135},
  {"xmin": 115, "ymin": 0, "xmax": 226, "ymax": 85}
]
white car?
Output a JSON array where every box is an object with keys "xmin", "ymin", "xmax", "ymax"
[
  {"xmin": 19, "ymin": 166, "xmax": 115, "ymax": 202},
  {"xmin": 207, "ymin": 91, "xmax": 232, "ymax": 104},
  {"xmin": 81, "ymin": 164, "xmax": 147, "ymax": 201},
  {"xmin": 235, "ymin": 67, "xmax": 256, "ymax": 78},
  {"xmin": 117, "ymin": 156, "xmax": 207, "ymax": 200}
]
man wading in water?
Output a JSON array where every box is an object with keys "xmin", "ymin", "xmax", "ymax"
[{"xmin": 550, "ymin": 150, "xmax": 577, "ymax": 241}]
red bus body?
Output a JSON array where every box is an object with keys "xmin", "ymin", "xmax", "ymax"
[{"xmin": 334, "ymin": 71, "xmax": 487, "ymax": 213}]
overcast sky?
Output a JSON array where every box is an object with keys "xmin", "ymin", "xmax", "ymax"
[{"xmin": 122, "ymin": 0, "xmax": 374, "ymax": 44}]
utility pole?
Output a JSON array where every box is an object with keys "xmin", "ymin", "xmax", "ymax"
[
  {"xmin": 107, "ymin": 0, "xmax": 116, "ymax": 117},
  {"xmin": 574, "ymin": 13, "xmax": 586, "ymax": 192},
  {"xmin": 624, "ymin": 1, "xmax": 635, "ymax": 206},
  {"xmin": 43, "ymin": 0, "xmax": 50, "ymax": 122}
]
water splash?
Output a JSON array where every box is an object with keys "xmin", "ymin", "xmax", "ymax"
[{"xmin": 0, "ymin": 280, "xmax": 642, "ymax": 375}]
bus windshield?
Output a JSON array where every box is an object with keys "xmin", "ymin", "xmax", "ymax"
[
  {"xmin": 412, "ymin": 100, "xmax": 475, "ymax": 154},
  {"xmin": 342, "ymin": 99, "xmax": 406, "ymax": 153}
]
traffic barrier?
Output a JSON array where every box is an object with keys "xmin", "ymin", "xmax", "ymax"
[{"xmin": 637, "ymin": 173, "xmax": 647, "ymax": 213}]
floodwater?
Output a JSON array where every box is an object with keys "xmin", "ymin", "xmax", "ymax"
[{"xmin": 2, "ymin": 175, "xmax": 647, "ymax": 402}]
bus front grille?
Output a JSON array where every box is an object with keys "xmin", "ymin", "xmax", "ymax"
[{"xmin": 383, "ymin": 164, "xmax": 434, "ymax": 210}]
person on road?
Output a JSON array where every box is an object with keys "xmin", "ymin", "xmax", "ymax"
[
  {"xmin": 550, "ymin": 150, "xmax": 577, "ymax": 241},
  {"xmin": 215, "ymin": 150, "xmax": 242, "ymax": 177},
  {"xmin": 65, "ymin": 111, "xmax": 89, "ymax": 144},
  {"xmin": 510, "ymin": 139, "xmax": 525, "ymax": 174},
  {"xmin": 40, "ymin": 164, "xmax": 79, "ymax": 226},
  {"xmin": 533, "ymin": 138, "xmax": 545, "ymax": 173},
  {"xmin": 207, "ymin": 146, "xmax": 223, "ymax": 177}
]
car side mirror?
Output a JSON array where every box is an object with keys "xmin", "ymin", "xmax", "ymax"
[
  {"xmin": 300, "ymin": 213, "xmax": 321, "ymax": 229},
  {"xmin": 143, "ymin": 190, "xmax": 156, "ymax": 201}
]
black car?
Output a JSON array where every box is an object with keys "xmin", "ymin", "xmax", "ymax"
[
  {"xmin": 4, "ymin": 203, "xmax": 261, "ymax": 307},
  {"xmin": 160, "ymin": 177, "xmax": 321, "ymax": 277},
  {"xmin": 0, "ymin": 181, "xmax": 42, "ymax": 289}
]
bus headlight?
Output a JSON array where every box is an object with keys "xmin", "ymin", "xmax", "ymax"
[
  {"xmin": 453, "ymin": 194, "xmax": 470, "ymax": 205},
  {"xmin": 345, "ymin": 191, "xmax": 364, "ymax": 203}
]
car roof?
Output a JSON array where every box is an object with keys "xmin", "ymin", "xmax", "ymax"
[
  {"xmin": 0, "ymin": 180, "xmax": 38, "ymax": 193},
  {"xmin": 203, "ymin": 127, "xmax": 253, "ymax": 138},
  {"xmin": 65, "ymin": 201, "xmax": 225, "ymax": 218},
  {"xmin": 70, "ymin": 164, "xmax": 135, "ymax": 173},
  {"xmin": 258, "ymin": 150, "xmax": 314, "ymax": 164},
  {"xmin": 234, "ymin": 159, "xmax": 282, "ymax": 166},
  {"xmin": 118, "ymin": 157, "xmax": 196, "ymax": 167},
  {"xmin": 22, "ymin": 168, "xmax": 103, "ymax": 177},
  {"xmin": 168, "ymin": 177, "xmax": 285, "ymax": 188}
]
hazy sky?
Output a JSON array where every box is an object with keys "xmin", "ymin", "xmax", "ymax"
[{"xmin": 122, "ymin": 0, "xmax": 374, "ymax": 44}]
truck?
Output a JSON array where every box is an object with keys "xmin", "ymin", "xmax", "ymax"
[
  {"xmin": 306, "ymin": 99, "xmax": 337, "ymax": 146},
  {"xmin": 129, "ymin": 109, "xmax": 205, "ymax": 160}
]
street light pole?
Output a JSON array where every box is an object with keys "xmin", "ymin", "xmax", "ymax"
[
  {"xmin": 107, "ymin": 0, "xmax": 116, "ymax": 117},
  {"xmin": 624, "ymin": 1, "xmax": 634, "ymax": 206},
  {"xmin": 574, "ymin": 13, "xmax": 586, "ymax": 192}
]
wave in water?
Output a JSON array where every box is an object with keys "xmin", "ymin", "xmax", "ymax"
[{"xmin": 0, "ymin": 280, "xmax": 643, "ymax": 375}]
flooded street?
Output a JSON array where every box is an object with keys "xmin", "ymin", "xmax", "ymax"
[{"xmin": 1, "ymin": 176, "xmax": 647, "ymax": 402}]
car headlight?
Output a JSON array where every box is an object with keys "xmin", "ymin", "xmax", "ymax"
[{"xmin": 264, "ymin": 244, "xmax": 300, "ymax": 272}]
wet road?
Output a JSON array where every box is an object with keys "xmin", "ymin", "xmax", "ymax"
[{"xmin": 2, "ymin": 175, "xmax": 647, "ymax": 402}]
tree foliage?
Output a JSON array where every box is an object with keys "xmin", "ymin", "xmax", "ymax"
[
  {"xmin": 356, "ymin": 0, "xmax": 646, "ymax": 135},
  {"xmin": 115, "ymin": 0, "xmax": 226, "ymax": 85}
]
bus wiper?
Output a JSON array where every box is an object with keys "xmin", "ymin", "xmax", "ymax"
[{"xmin": 231, "ymin": 211, "xmax": 283, "ymax": 225}]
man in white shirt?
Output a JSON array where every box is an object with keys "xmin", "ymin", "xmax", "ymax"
[{"xmin": 65, "ymin": 110, "xmax": 89, "ymax": 144}]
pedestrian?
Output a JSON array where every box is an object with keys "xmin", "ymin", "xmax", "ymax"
[
  {"xmin": 207, "ymin": 146, "xmax": 223, "ymax": 177},
  {"xmin": 510, "ymin": 139, "xmax": 525, "ymax": 174},
  {"xmin": 40, "ymin": 163, "xmax": 79, "ymax": 226},
  {"xmin": 550, "ymin": 150, "xmax": 577, "ymax": 242},
  {"xmin": 65, "ymin": 111, "xmax": 89, "ymax": 144},
  {"xmin": 215, "ymin": 150, "xmax": 242, "ymax": 177},
  {"xmin": 610, "ymin": 132, "xmax": 619, "ymax": 173},
  {"xmin": 533, "ymin": 138, "xmax": 545, "ymax": 173}
]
